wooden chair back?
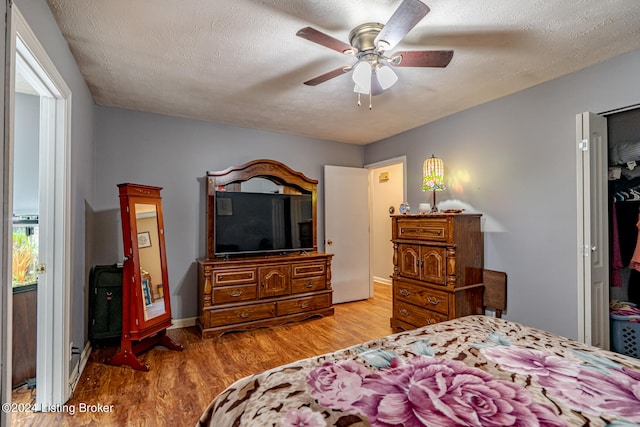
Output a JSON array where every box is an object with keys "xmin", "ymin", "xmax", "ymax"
[{"xmin": 483, "ymin": 269, "xmax": 507, "ymax": 318}]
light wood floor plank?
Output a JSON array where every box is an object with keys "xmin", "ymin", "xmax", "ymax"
[{"xmin": 11, "ymin": 283, "xmax": 393, "ymax": 426}]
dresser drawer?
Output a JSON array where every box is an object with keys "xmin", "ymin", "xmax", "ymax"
[
  {"xmin": 213, "ymin": 268, "xmax": 257, "ymax": 287},
  {"xmin": 393, "ymin": 300, "xmax": 448, "ymax": 327},
  {"xmin": 209, "ymin": 302, "xmax": 276, "ymax": 327},
  {"xmin": 396, "ymin": 217, "xmax": 449, "ymax": 243},
  {"xmin": 292, "ymin": 262, "xmax": 326, "ymax": 278},
  {"xmin": 212, "ymin": 284, "xmax": 257, "ymax": 305},
  {"xmin": 291, "ymin": 277, "xmax": 326, "ymax": 294},
  {"xmin": 277, "ymin": 293, "xmax": 332, "ymax": 316},
  {"xmin": 394, "ymin": 282, "xmax": 448, "ymax": 315}
]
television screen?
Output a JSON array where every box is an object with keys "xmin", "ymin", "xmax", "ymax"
[{"xmin": 214, "ymin": 190, "xmax": 313, "ymax": 256}]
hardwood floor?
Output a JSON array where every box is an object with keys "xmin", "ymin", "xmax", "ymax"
[{"xmin": 11, "ymin": 283, "xmax": 393, "ymax": 426}]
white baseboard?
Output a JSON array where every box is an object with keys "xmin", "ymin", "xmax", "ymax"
[
  {"xmin": 169, "ymin": 316, "xmax": 197, "ymax": 329},
  {"xmin": 69, "ymin": 341, "xmax": 91, "ymax": 394},
  {"xmin": 373, "ymin": 276, "xmax": 392, "ymax": 286}
]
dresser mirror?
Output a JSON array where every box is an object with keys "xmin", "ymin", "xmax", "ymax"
[{"xmin": 108, "ymin": 183, "xmax": 182, "ymax": 371}]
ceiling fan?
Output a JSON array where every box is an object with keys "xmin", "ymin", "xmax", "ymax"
[{"xmin": 296, "ymin": 0, "xmax": 453, "ymax": 108}]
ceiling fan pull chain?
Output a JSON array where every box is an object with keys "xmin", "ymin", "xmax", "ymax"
[
  {"xmin": 357, "ymin": 93, "xmax": 361, "ymax": 107},
  {"xmin": 369, "ymin": 91, "xmax": 372, "ymax": 110}
]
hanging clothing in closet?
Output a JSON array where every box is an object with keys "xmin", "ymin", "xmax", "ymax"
[{"xmin": 611, "ymin": 169, "xmax": 640, "ymax": 306}]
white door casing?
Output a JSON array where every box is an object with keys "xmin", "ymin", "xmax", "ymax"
[
  {"xmin": 6, "ymin": 5, "xmax": 73, "ymax": 411},
  {"xmin": 576, "ymin": 111, "xmax": 609, "ymax": 349},
  {"xmin": 324, "ymin": 165, "xmax": 371, "ymax": 303}
]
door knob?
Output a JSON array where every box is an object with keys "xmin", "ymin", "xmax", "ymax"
[{"xmin": 327, "ymin": 240, "xmax": 333, "ymax": 245}]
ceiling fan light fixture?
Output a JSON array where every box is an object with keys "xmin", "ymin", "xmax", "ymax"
[
  {"xmin": 376, "ymin": 64, "xmax": 398, "ymax": 90},
  {"xmin": 352, "ymin": 60, "xmax": 372, "ymax": 94}
]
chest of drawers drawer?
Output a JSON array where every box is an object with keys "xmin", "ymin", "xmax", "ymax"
[
  {"xmin": 292, "ymin": 262, "xmax": 326, "ymax": 278},
  {"xmin": 213, "ymin": 268, "xmax": 257, "ymax": 287},
  {"xmin": 208, "ymin": 302, "xmax": 276, "ymax": 327},
  {"xmin": 394, "ymin": 281, "xmax": 448, "ymax": 315},
  {"xmin": 291, "ymin": 277, "xmax": 326, "ymax": 294},
  {"xmin": 277, "ymin": 293, "xmax": 332, "ymax": 316},
  {"xmin": 395, "ymin": 217, "xmax": 450, "ymax": 243},
  {"xmin": 393, "ymin": 300, "xmax": 448, "ymax": 327},
  {"xmin": 212, "ymin": 284, "xmax": 257, "ymax": 305}
]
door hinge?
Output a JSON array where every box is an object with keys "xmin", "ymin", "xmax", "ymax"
[
  {"xmin": 578, "ymin": 139, "xmax": 589, "ymax": 151},
  {"xmin": 581, "ymin": 245, "xmax": 590, "ymax": 257}
]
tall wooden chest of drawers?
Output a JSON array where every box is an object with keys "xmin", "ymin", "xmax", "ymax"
[{"xmin": 391, "ymin": 213, "xmax": 484, "ymax": 330}]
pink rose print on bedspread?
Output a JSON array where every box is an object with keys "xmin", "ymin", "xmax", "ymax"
[
  {"xmin": 482, "ymin": 346, "xmax": 640, "ymax": 423},
  {"xmin": 306, "ymin": 359, "xmax": 374, "ymax": 411},
  {"xmin": 306, "ymin": 356, "xmax": 565, "ymax": 427}
]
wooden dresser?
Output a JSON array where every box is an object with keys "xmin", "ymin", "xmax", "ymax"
[
  {"xmin": 391, "ymin": 213, "xmax": 484, "ymax": 330},
  {"xmin": 197, "ymin": 252, "xmax": 333, "ymax": 338},
  {"xmin": 197, "ymin": 159, "xmax": 334, "ymax": 338}
]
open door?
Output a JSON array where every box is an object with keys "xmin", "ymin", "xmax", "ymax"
[
  {"xmin": 324, "ymin": 165, "xmax": 370, "ymax": 303},
  {"xmin": 576, "ymin": 111, "xmax": 609, "ymax": 349}
]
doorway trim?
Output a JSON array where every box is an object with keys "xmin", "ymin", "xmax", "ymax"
[{"xmin": 4, "ymin": 4, "xmax": 73, "ymax": 411}]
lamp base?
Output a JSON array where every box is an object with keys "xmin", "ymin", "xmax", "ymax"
[{"xmin": 431, "ymin": 190, "xmax": 438, "ymax": 212}]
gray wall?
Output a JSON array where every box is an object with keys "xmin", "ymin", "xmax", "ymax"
[
  {"xmin": 92, "ymin": 107, "xmax": 365, "ymax": 319},
  {"xmin": 15, "ymin": 0, "xmax": 96, "ymax": 364},
  {"xmin": 365, "ymin": 49, "xmax": 640, "ymax": 340},
  {"xmin": 13, "ymin": 0, "xmax": 640, "ymax": 361},
  {"xmin": 13, "ymin": 93, "xmax": 40, "ymax": 216}
]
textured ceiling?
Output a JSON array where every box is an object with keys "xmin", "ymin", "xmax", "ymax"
[{"xmin": 46, "ymin": 0, "xmax": 640, "ymax": 145}]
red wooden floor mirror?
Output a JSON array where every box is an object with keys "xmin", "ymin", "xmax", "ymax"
[{"xmin": 107, "ymin": 183, "xmax": 183, "ymax": 371}]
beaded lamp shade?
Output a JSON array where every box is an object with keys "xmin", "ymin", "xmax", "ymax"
[{"xmin": 422, "ymin": 155, "xmax": 445, "ymax": 212}]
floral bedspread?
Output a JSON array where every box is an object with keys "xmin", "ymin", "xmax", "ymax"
[{"xmin": 198, "ymin": 316, "xmax": 640, "ymax": 427}]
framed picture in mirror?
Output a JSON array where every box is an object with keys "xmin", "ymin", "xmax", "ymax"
[{"xmin": 137, "ymin": 231, "xmax": 151, "ymax": 248}]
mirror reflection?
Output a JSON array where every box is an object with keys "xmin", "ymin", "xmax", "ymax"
[{"xmin": 135, "ymin": 203, "xmax": 166, "ymax": 321}]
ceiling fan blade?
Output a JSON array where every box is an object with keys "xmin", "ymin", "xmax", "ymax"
[
  {"xmin": 375, "ymin": 0, "xmax": 430, "ymax": 50},
  {"xmin": 296, "ymin": 27, "xmax": 354, "ymax": 54},
  {"xmin": 391, "ymin": 50, "xmax": 454, "ymax": 67},
  {"xmin": 303, "ymin": 66, "xmax": 350, "ymax": 86}
]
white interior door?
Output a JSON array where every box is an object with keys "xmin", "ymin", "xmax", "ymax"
[
  {"xmin": 324, "ymin": 165, "xmax": 370, "ymax": 303},
  {"xmin": 576, "ymin": 111, "xmax": 609, "ymax": 349}
]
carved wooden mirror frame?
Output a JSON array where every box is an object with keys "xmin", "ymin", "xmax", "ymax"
[{"xmin": 206, "ymin": 159, "xmax": 318, "ymax": 258}]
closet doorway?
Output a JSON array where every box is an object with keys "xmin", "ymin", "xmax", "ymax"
[
  {"xmin": 607, "ymin": 108, "xmax": 640, "ymax": 315},
  {"xmin": 578, "ymin": 106, "xmax": 640, "ymax": 353}
]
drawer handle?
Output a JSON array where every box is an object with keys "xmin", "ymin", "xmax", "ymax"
[
  {"xmin": 399, "ymin": 308, "xmax": 410, "ymax": 317},
  {"xmin": 399, "ymin": 288, "xmax": 411, "ymax": 297},
  {"xmin": 238, "ymin": 310, "xmax": 251, "ymax": 319},
  {"xmin": 229, "ymin": 290, "xmax": 243, "ymax": 297},
  {"xmin": 299, "ymin": 301, "xmax": 310, "ymax": 309},
  {"xmin": 427, "ymin": 296, "xmax": 441, "ymax": 305},
  {"xmin": 305, "ymin": 282, "xmax": 314, "ymax": 288},
  {"xmin": 426, "ymin": 318, "xmax": 437, "ymax": 325}
]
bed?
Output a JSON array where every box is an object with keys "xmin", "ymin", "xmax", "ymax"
[{"xmin": 198, "ymin": 315, "xmax": 640, "ymax": 426}]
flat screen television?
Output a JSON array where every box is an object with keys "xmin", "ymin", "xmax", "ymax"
[{"xmin": 214, "ymin": 190, "xmax": 314, "ymax": 256}]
